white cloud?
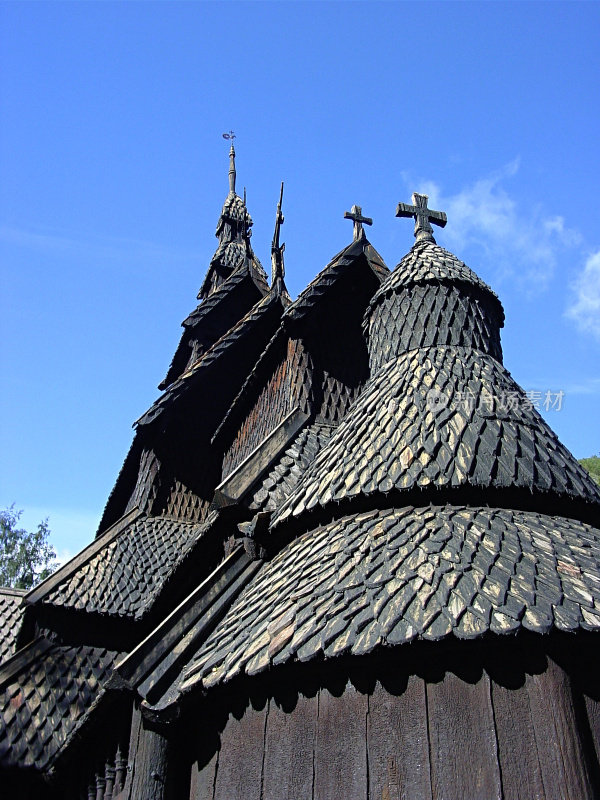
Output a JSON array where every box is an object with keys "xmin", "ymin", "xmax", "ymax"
[
  {"xmin": 565, "ymin": 250, "xmax": 600, "ymax": 341},
  {"xmin": 405, "ymin": 160, "xmax": 581, "ymax": 292},
  {"xmin": 55, "ymin": 548, "xmax": 77, "ymax": 569},
  {"xmin": 12, "ymin": 506, "xmax": 100, "ymax": 557}
]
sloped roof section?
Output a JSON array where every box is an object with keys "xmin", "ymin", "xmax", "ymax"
[
  {"xmin": 183, "ymin": 260, "xmax": 267, "ymax": 330},
  {"xmin": 138, "ymin": 288, "xmax": 288, "ymax": 428},
  {"xmin": 180, "ymin": 506, "xmax": 600, "ymax": 691},
  {"xmin": 29, "ymin": 515, "xmax": 200, "ymax": 621},
  {"xmin": 248, "ymin": 421, "xmax": 336, "ymax": 513},
  {"xmin": 160, "ymin": 256, "xmax": 269, "ymax": 391},
  {"xmin": 369, "ymin": 239, "xmax": 502, "ymax": 315},
  {"xmin": 273, "ymin": 346, "xmax": 600, "ymax": 526},
  {"xmin": 0, "ymin": 589, "xmax": 25, "ymax": 665},
  {"xmin": 0, "ymin": 638, "xmax": 117, "ymax": 770},
  {"xmin": 283, "ymin": 237, "xmax": 388, "ymax": 323}
]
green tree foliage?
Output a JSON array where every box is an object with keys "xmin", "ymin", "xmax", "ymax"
[
  {"xmin": 579, "ymin": 455, "xmax": 600, "ymax": 487},
  {"xmin": 0, "ymin": 506, "xmax": 57, "ymax": 589}
]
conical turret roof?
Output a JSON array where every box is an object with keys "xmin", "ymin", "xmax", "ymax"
[{"xmin": 272, "ymin": 234, "xmax": 599, "ymax": 528}]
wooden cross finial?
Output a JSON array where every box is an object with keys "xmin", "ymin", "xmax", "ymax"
[
  {"xmin": 344, "ymin": 204, "xmax": 372, "ymax": 241},
  {"xmin": 396, "ymin": 193, "xmax": 447, "ymax": 243}
]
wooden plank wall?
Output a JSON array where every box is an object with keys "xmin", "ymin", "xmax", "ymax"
[{"xmin": 188, "ymin": 655, "xmax": 599, "ymax": 800}]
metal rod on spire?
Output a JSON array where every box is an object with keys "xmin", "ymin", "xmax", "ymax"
[{"xmin": 222, "ymin": 131, "xmax": 236, "ymax": 194}]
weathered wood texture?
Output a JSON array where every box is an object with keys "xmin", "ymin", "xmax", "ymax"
[
  {"xmin": 314, "ymin": 682, "xmax": 368, "ymax": 799},
  {"xmin": 262, "ymin": 691, "xmax": 317, "ymax": 799},
  {"xmin": 585, "ymin": 695, "xmax": 600, "ymax": 768},
  {"xmin": 124, "ymin": 709, "xmax": 172, "ymax": 800},
  {"xmin": 526, "ymin": 657, "xmax": 595, "ymax": 800},
  {"xmin": 189, "ymin": 751, "xmax": 218, "ymax": 800},
  {"xmin": 188, "ymin": 652, "xmax": 600, "ymax": 800},
  {"xmin": 223, "ymin": 350, "xmax": 293, "ymax": 479},
  {"xmin": 427, "ymin": 670, "xmax": 502, "ymax": 800},
  {"xmin": 368, "ymin": 674, "xmax": 431, "ymax": 800},
  {"xmin": 221, "ymin": 336, "xmax": 314, "ymax": 480},
  {"xmin": 212, "ymin": 696, "xmax": 268, "ymax": 800},
  {"xmin": 492, "ymin": 678, "xmax": 546, "ymax": 799}
]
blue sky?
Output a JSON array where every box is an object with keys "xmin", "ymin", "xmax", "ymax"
[{"xmin": 1, "ymin": 2, "xmax": 599, "ymax": 562}]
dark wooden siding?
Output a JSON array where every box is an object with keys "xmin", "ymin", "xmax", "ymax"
[
  {"xmin": 187, "ymin": 646, "xmax": 599, "ymax": 800},
  {"xmin": 222, "ymin": 338, "xmax": 313, "ymax": 479}
]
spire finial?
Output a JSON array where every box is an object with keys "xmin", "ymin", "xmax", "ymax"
[
  {"xmin": 344, "ymin": 204, "xmax": 372, "ymax": 241},
  {"xmin": 222, "ymin": 130, "xmax": 236, "ymax": 194},
  {"xmin": 396, "ymin": 193, "xmax": 447, "ymax": 243},
  {"xmin": 271, "ymin": 181, "xmax": 285, "ymax": 283}
]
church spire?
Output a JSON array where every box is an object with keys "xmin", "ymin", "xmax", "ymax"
[
  {"xmin": 223, "ymin": 130, "xmax": 237, "ymax": 195},
  {"xmin": 195, "ymin": 135, "xmax": 268, "ymax": 301}
]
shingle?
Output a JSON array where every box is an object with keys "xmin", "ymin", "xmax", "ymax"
[
  {"xmin": 0, "ymin": 642, "xmax": 117, "ymax": 770},
  {"xmin": 0, "ymin": 589, "xmax": 25, "ymax": 665},
  {"xmin": 272, "ymin": 347, "xmax": 600, "ymax": 526},
  {"xmin": 41, "ymin": 516, "xmax": 200, "ymax": 619},
  {"xmin": 283, "ymin": 238, "xmax": 388, "ymax": 323},
  {"xmin": 179, "ymin": 506, "xmax": 600, "ymax": 691}
]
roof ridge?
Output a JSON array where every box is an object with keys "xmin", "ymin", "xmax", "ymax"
[{"xmin": 284, "ymin": 237, "xmax": 388, "ymax": 322}]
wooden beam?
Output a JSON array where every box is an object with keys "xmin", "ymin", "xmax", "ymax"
[
  {"xmin": 213, "ymin": 406, "xmax": 309, "ymax": 507},
  {"xmin": 115, "ymin": 547, "xmax": 261, "ymax": 700}
]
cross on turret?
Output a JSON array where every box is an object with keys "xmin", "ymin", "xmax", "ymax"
[
  {"xmin": 396, "ymin": 193, "xmax": 447, "ymax": 243},
  {"xmin": 344, "ymin": 204, "xmax": 372, "ymax": 241}
]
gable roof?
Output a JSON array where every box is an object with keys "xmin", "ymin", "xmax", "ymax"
[
  {"xmin": 183, "ymin": 258, "xmax": 268, "ymax": 329},
  {"xmin": 283, "ymin": 237, "xmax": 388, "ymax": 323},
  {"xmin": 137, "ymin": 287, "xmax": 289, "ymax": 428},
  {"xmin": 160, "ymin": 256, "xmax": 269, "ymax": 391}
]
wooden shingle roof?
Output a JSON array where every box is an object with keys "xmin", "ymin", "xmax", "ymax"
[
  {"xmin": 27, "ymin": 515, "xmax": 202, "ymax": 621},
  {"xmin": 180, "ymin": 505, "xmax": 600, "ymax": 693},
  {"xmin": 283, "ymin": 237, "xmax": 388, "ymax": 323},
  {"xmin": 273, "ymin": 346, "xmax": 600, "ymax": 528},
  {"xmin": 0, "ymin": 588, "xmax": 25, "ymax": 665},
  {"xmin": 137, "ymin": 287, "xmax": 288, "ymax": 428},
  {"xmin": 0, "ymin": 638, "xmax": 118, "ymax": 771},
  {"xmin": 369, "ymin": 238, "xmax": 502, "ymax": 311}
]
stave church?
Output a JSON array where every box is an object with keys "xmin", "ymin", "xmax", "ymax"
[{"xmin": 1, "ymin": 141, "xmax": 600, "ymax": 799}]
